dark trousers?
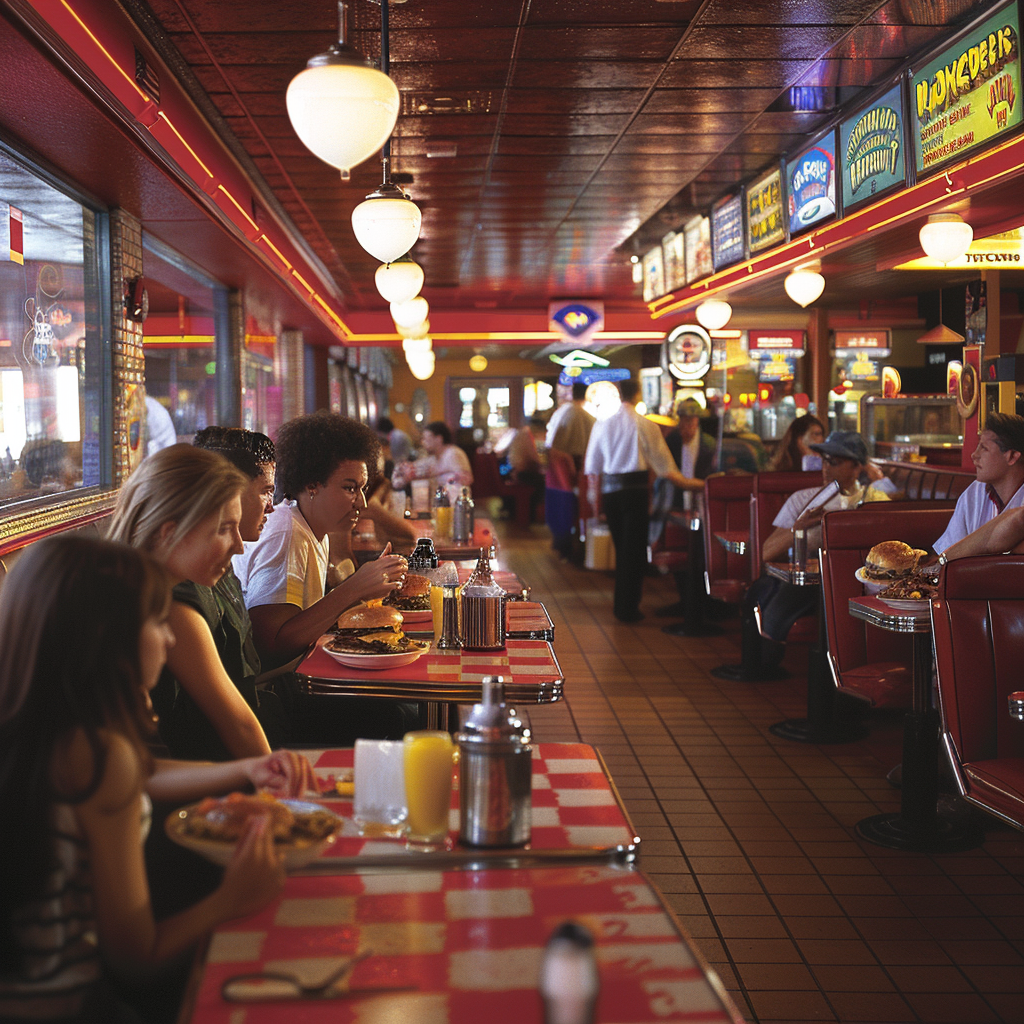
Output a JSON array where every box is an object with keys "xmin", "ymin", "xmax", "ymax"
[
  {"xmin": 743, "ymin": 574, "xmax": 820, "ymax": 668},
  {"xmin": 604, "ymin": 486, "xmax": 649, "ymax": 619}
]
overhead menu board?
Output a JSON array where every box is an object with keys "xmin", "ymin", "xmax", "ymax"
[
  {"xmin": 840, "ymin": 83, "xmax": 906, "ymax": 211},
  {"xmin": 746, "ymin": 167, "xmax": 785, "ymax": 254},
  {"xmin": 642, "ymin": 244, "xmax": 665, "ymax": 302},
  {"xmin": 911, "ymin": 1, "xmax": 1022, "ymax": 175},
  {"xmin": 787, "ymin": 131, "xmax": 836, "ymax": 235},
  {"xmin": 683, "ymin": 216, "xmax": 713, "ymax": 283},
  {"xmin": 662, "ymin": 231, "xmax": 686, "ymax": 293},
  {"xmin": 711, "ymin": 193, "xmax": 744, "ymax": 270}
]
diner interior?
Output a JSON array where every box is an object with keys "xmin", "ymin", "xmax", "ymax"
[{"xmin": 2, "ymin": 1, "xmax": 1024, "ymax": 1022}]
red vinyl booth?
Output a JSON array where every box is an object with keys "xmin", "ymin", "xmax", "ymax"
[
  {"xmin": 819, "ymin": 505, "xmax": 955, "ymax": 708},
  {"xmin": 932, "ymin": 556, "xmax": 1024, "ymax": 830},
  {"xmin": 702, "ymin": 473, "xmax": 754, "ymax": 604}
]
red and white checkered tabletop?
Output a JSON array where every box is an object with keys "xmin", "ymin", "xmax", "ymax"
[
  {"xmin": 308, "ymin": 743, "xmax": 638, "ymax": 870},
  {"xmin": 185, "ymin": 863, "xmax": 744, "ymax": 1024}
]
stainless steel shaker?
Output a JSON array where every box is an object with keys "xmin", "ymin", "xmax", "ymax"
[
  {"xmin": 457, "ymin": 676, "xmax": 532, "ymax": 847},
  {"xmin": 459, "ymin": 548, "xmax": 506, "ymax": 651},
  {"xmin": 452, "ymin": 486, "xmax": 474, "ymax": 543}
]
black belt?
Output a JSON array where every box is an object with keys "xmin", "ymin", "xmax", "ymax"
[{"xmin": 601, "ymin": 470, "xmax": 649, "ymax": 492}]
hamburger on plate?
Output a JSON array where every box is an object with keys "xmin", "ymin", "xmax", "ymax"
[
  {"xmin": 327, "ymin": 603, "xmax": 427, "ymax": 656},
  {"xmin": 383, "ymin": 572, "xmax": 431, "ymax": 612},
  {"xmin": 861, "ymin": 541, "xmax": 927, "ymax": 583}
]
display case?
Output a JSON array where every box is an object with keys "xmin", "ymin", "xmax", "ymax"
[{"xmin": 859, "ymin": 394, "xmax": 962, "ymax": 465}]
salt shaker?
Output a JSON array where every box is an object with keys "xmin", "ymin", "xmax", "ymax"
[
  {"xmin": 456, "ymin": 676, "xmax": 532, "ymax": 847},
  {"xmin": 452, "ymin": 486, "xmax": 475, "ymax": 544},
  {"xmin": 539, "ymin": 922, "xmax": 599, "ymax": 1024}
]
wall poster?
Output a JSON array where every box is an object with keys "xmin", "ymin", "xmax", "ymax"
[
  {"xmin": 746, "ymin": 167, "xmax": 785, "ymax": 254},
  {"xmin": 662, "ymin": 231, "xmax": 686, "ymax": 293},
  {"xmin": 787, "ymin": 130, "xmax": 837, "ymax": 235},
  {"xmin": 683, "ymin": 216, "xmax": 713, "ymax": 283},
  {"xmin": 642, "ymin": 244, "xmax": 665, "ymax": 303},
  {"xmin": 840, "ymin": 83, "xmax": 906, "ymax": 210},
  {"xmin": 711, "ymin": 192, "xmax": 744, "ymax": 270}
]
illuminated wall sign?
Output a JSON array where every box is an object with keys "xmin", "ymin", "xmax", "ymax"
[
  {"xmin": 664, "ymin": 324, "xmax": 713, "ymax": 380},
  {"xmin": 759, "ymin": 354, "xmax": 796, "ymax": 382},
  {"xmin": 711, "ymin": 192, "xmax": 744, "ymax": 270},
  {"xmin": 894, "ymin": 227, "xmax": 1024, "ymax": 269},
  {"xmin": 840, "ymin": 83, "xmax": 906, "ymax": 211},
  {"xmin": 548, "ymin": 301, "xmax": 604, "ymax": 345},
  {"xmin": 833, "ymin": 329, "xmax": 891, "ymax": 359},
  {"xmin": 911, "ymin": 2, "xmax": 1022, "ymax": 175},
  {"xmin": 846, "ymin": 357, "xmax": 881, "ymax": 382},
  {"xmin": 748, "ymin": 329, "xmax": 806, "ymax": 357},
  {"xmin": 642, "ymin": 244, "xmax": 665, "ymax": 302},
  {"xmin": 662, "ymin": 231, "xmax": 686, "ymax": 292},
  {"xmin": 557, "ymin": 366, "xmax": 630, "ymax": 387},
  {"xmin": 549, "ymin": 349, "xmax": 611, "ymax": 369},
  {"xmin": 683, "ymin": 216, "xmax": 713, "ymax": 283},
  {"xmin": 746, "ymin": 166, "xmax": 785, "ymax": 254},
  {"xmin": 787, "ymin": 131, "xmax": 836, "ymax": 235}
]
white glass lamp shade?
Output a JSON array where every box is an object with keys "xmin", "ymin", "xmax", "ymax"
[
  {"xmin": 286, "ymin": 64, "xmax": 399, "ymax": 173},
  {"xmin": 919, "ymin": 213, "xmax": 973, "ymax": 264},
  {"xmin": 784, "ymin": 262, "xmax": 825, "ymax": 307},
  {"xmin": 695, "ymin": 298, "xmax": 732, "ymax": 331},
  {"xmin": 375, "ymin": 259, "xmax": 424, "ymax": 304},
  {"xmin": 408, "ymin": 352, "xmax": 435, "ymax": 380},
  {"xmin": 402, "ymin": 337, "xmax": 432, "ymax": 356},
  {"xmin": 396, "ymin": 319, "xmax": 430, "ymax": 340},
  {"xmin": 352, "ymin": 197, "xmax": 422, "ymax": 263},
  {"xmin": 391, "ymin": 297, "xmax": 429, "ymax": 329}
]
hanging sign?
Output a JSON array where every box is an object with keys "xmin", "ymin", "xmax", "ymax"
[
  {"xmin": 548, "ymin": 301, "xmax": 604, "ymax": 345},
  {"xmin": 664, "ymin": 324, "xmax": 712, "ymax": 380},
  {"xmin": 833, "ymin": 328, "xmax": 891, "ymax": 359},
  {"xmin": 746, "ymin": 167, "xmax": 785, "ymax": 254},
  {"xmin": 911, "ymin": 2, "xmax": 1022, "ymax": 175},
  {"xmin": 840, "ymin": 83, "xmax": 906, "ymax": 210},
  {"xmin": 748, "ymin": 329, "xmax": 806, "ymax": 357},
  {"xmin": 662, "ymin": 232, "xmax": 686, "ymax": 292},
  {"xmin": 683, "ymin": 216, "xmax": 713, "ymax": 283},
  {"xmin": 642, "ymin": 244, "xmax": 665, "ymax": 302},
  {"xmin": 787, "ymin": 131, "xmax": 836, "ymax": 234},
  {"xmin": 711, "ymin": 192, "xmax": 744, "ymax": 270}
]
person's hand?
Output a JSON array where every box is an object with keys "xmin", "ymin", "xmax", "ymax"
[
  {"xmin": 864, "ymin": 461, "xmax": 885, "ymax": 483},
  {"xmin": 793, "ymin": 504, "xmax": 826, "ymax": 531},
  {"xmin": 245, "ymin": 750, "xmax": 317, "ymax": 797},
  {"xmin": 216, "ymin": 815, "xmax": 285, "ymax": 921},
  {"xmin": 350, "ymin": 543, "xmax": 407, "ymax": 602}
]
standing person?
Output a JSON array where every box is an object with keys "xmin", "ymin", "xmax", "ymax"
[
  {"xmin": 584, "ymin": 378, "xmax": 695, "ymax": 623},
  {"xmin": 545, "ymin": 381, "xmax": 595, "ymax": 560},
  {"xmin": 377, "ymin": 415, "xmax": 411, "ymax": 465},
  {"xmin": 392, "ymin": 420, "xmax": 473, "ymax": 493},
  {"xmin": 107, "ymin": 445, "xmax": 273, "ymax": 760},
  {"xmin": 767, "ymin": 414, "xmax": 825, "ymax": 472},
  {"xmin": 933, "ymin": 412, "xmax": 1024, "ymax": 553},
  {"xmin": 0, "ymin": 535, "xmax": 317, "ymax": 1023}
]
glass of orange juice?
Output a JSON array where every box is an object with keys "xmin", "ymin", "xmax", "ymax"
[
  {"xmin": 403, "ymin": 730, "xmax": 454, "ymax": 848},
  {"xmin": 430, "ymin": 583, "xmax": 445, "ymax": 641}
]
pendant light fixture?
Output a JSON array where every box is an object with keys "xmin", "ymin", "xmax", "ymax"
[
  {"xmin": 396, "ymin": 319, "xmax": 430, "ymax": 340},
  {"xmin": 695, "ymin": 297, "xmax": 732, "ymax": 331},
  {"xmin": 408, "ymin": 351, "xmax": 435, "ymax": 380},
  {"xmin": 402, "ymin": 337, "xmax": 432, "ymax": 356},
  {"xmin": 286, "ymin": 2, "xmax": 399, "ymax": 175},
  {"xmin": 919, "ymin": 213, "xmax": 973, "ymax": 264},
  {"xmin": 375, "ymin": 256, "xmax": 424, "ymax": 303},
  {"xmin": 784, "ymin": 260, "xmax": 825, "ymax": 308},
  {"xmin": 391, "ymin": 296, "xmax": 429, "ymax": 329},
  {"xmin": 350, "ymin": 0, "xmax": 422, "ymax": 263}
]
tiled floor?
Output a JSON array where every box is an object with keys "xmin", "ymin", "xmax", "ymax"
[{"xmin": 499, "ymin": 525, "xmax": 1024, "ymax": 1024}]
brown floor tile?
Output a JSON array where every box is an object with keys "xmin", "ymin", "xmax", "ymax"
[
  {"xmin": 826, "ymin": 991, "xmax": 916, "ymax": 1022},
  {"xmin": 735, "ymin": 962, "xmax": 818, "ymax": 991},
  {"xmin": 746, "ymin": 990, "xmax": 837, "ymax": 1021},
  {"xmin": 784, "ymin": 917, "xmax": 859, "ymax": 941},
  {"xmin": 958, "ymin": 963, "xmax": 1024, "ymax": 992},
  {"xmin": 810, "ymin": 964, "xmax": 894, "ymax": 992},
  {"xmin": 715, "ymin": 915, "xmax": 789, "ymax": 939},
  {"xmin": 886, "ymin": 964, "xmax": 974, "ymax": 992},
  {"xmin": 903, "ymin": 992, "xmax": 1002, "ymax": 1023},
  {"xmin": 795, "ymin": 938, "xmax": 879, "ymax": 966},
  {"xmin": 722, "ymin": 937, "xmax": 803, "ymax": 963},
  {"xmin": 706, "ymin": 893, "xmax": 779, "ymax": 916}
]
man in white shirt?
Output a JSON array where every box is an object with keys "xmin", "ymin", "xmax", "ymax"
[
  {"xmin": 584, "ymin": 378, "xmax": 698, "ymax": 622},
  {"xmin": 933, "ymin": 413, "xmax": 1024, "ymax": 554}
]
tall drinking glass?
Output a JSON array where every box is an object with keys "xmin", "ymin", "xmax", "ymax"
[{"xmin": 403, "ymin": 730, "xmax": 454, "ymax": 849}]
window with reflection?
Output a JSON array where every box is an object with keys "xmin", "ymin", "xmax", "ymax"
[{"xmin": 0, "ymin": 147, "xmax": 107, "ymax": 508}]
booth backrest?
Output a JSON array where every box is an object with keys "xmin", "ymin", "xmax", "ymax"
[
  {"xmin": 820, "ymin": 506, "xmax": 956, "ymax": 694},
  {"xmin": 703, "ymin": 474, "xmax": 753, "ymax": 591},
  {"xmin": 874, "ymin": 460, "xmax": 974, "ymax": 501},
  {"xmin": 932, "ymin": 556, "xmax": 1024, "ymax": 766},
  {"xmin": 750, "ymin": 470, "xmax": 820, "ymax": 577}
]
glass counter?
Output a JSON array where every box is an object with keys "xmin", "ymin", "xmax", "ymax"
[{"xmin": 860, "ymin": 394, "xmax": 962, "ymax": 465}]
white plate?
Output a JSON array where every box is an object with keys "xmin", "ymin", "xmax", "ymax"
[
  {"xmin": 397, "ymin": 607, "xmax": 433, "ymax": 625},
  {"xmin": 878, "ymin": 597, "xmax": 931, "ymax": 612},
  {"xmin": 165, "ymin": 798, "xmax": 342, "ymax": 870},
  {"xmin": 854, "ymin": 567, "xmax": 888, "ymax": 595},
  {"xmin": 322, "ymin": 639, "xmax": 430, "ymax": 670}
]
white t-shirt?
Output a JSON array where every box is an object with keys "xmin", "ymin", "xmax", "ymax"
[
  {"xmin": 774, "ymin": 482, "xmax": 890, "ymax": 552},
  {"xmin": 584, "ymin": 403, "xmax": 676, "ymax": 479},
  {"xmin": 235, "ymin": 501, "xmax": 328, "ymax": 610},
  {"xmin": 934, "ymin": 479, "xmax": 1024, "ymax": 553}
]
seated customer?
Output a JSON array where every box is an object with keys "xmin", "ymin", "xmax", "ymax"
[
  {"xmin": 767, "ymin": 414, "xmax": 824, "ymax": 472},
  {"xmin": 108, "ymin": 446, "xmax": 273, "ymax": 760},
  {"xmin": 719, "ymin": 431, "xmax": 889, "ymax": 679}
]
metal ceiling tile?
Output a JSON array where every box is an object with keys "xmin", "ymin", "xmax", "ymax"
[
  {"xmin": 644, "ymin": 88, "xmax": 784, "ymax": 114},
  {"xmin": 681, "ymin": 24, "xmax": 852, "ymax": 62},
  {"xmin": 659, "ymin": 59, "xmax": 811, "ymax": 89},
  {"xmin": 512, "ymin": 61, "xmax": 664, "ymax": 90}
]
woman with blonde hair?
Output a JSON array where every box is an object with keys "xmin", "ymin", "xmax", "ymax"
[
  {"xmin": 108, "ymin": 444, "xmax": 272, "ymax": 760},
  {"xmin": 0, "ymin": 534, "xmax": 312, "ymax": 1021}
]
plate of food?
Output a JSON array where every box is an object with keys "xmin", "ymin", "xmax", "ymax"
[
  {"xmin": 876, "ymin": 568, "xmax": 937, "ymax": 611},
  {"xmin": 326, "ymin": 604, "xmax": 430, "ymax": 669},
  {"xmin": 857, "ymin": 541, "xmax": 928, "ymax": 595},
  {"xmin": 166, "ymin": 793, "xmax": 342, "ymax": 870}
]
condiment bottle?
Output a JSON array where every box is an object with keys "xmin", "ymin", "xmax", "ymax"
[
  {"xmin": 433, "ymin": 486, "xmax": 452, "ymax": 540},
  {"xmin": 407, "ymin": 536, "xmax": 439, "ymax": 571},
  {"xmin": 456, "ymin": 676, "xmax": 532, "ymax": 847},
  {"xmin": 452, "ymin": 486, "xmax": 475, "ymax": 544},
  {"xmin": 459, "ymin": 548, "xmax": 506, "ymax": 651},
  {"xmin": 539, "ymin": 922, "xmax": 599, "ymax": 1024}
]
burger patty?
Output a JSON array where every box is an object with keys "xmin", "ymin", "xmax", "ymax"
[
  {"xmin": 384, "ymin": 591, "xmax": 432, "ymax": 611},
  {"xmin": 326, "ymin": 633, "xmax": 427, "ymax": 655}
]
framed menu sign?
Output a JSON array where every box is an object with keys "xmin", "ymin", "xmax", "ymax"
[
  {"xmin": 911, "ymin": 1, "xmax": 1022, "ymax": 176},
  {"xmin": 662, "ymin": 231, "xmax": 686, "ymax": 293},
  {"xmin": 711, "ymin": 192, "xmax": 744, "ymax": 270},
  {"xmin": 642, "ymin": 244, "xmax": 665, "ymax": 302},
  {"xmin": 683, "ymin": 216, "xmax": 713, "ymax": 283},
  {"xmin": 746, "ymin": 166, "xmax": 785, "ymax": 254},
  {"xmin": 840, "ymin": 83, "xmax": 906, "ymax": 211},
  {"xmin": 787, "ymin": 130, "xmax": 836, "ymax": 235}
]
